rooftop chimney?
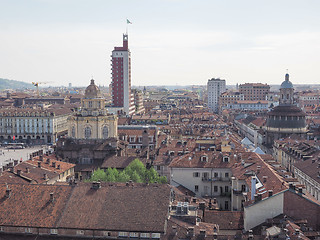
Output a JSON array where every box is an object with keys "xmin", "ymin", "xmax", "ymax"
[
  {"xmin": 44, "ymin": 173, "xmax": 48, "ymax": 180},
  {"xmin": 38, "ymin": 161, "xmax": 41, "ymax": 168},
  {"xmin": 298, "ymin": 187, "xmax": 303, "ymax": 195},
  {"xmin": 52, "ymin": 162, "xmax": 56, "ymax": 168},
  {"xmin": 268, "ymin": 190, "xmax": 273, "ymax": 197},
  {"xmin": 6, "ymin": 188, "xmax": 11, "ymax": 198},
  {"xmin": 57, "ymin": 165, "xmax": 61, "ymax": 170},
  {"xmin": 187, "ymin": 227, "xmax": 194, "ymax": 237},
  {"xmin": 46, "ymin": 159, "xmax": 50, "ymax": 164},
  {"xmin": 263, "ymin": 176, "xmax": 268, "ymax": 183},
  {"xmin": 13, "ymin": 160, "xmax": 18, "ymax": 166},
  {"xmin": 251, "ymin": 177, "xmax": 256, "ymax": 200},
  {"xmin": 39, "ymin": 155, "xmax": 43, "ymax": 161},
  {"xmin": 17, "ymin": 169, "xmax": 22, "ymax": 176},
  {"xmin": 50, "ymin": 192, "xmax": 54, "ymax": 202},
  {"xmin": 26, "ymin": 167, "xmax": 30, "ymax": 173},
  {"xmin": 199, "ymin": 229, "xmax": 206, "ymax": 237},
  {"xmin": 91, "ymin": 181, "xmax": 101, "ymax": 190}
]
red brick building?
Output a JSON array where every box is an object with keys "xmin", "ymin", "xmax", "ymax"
[{"xmin": 239, "ymin": 83, "xmax": 270, "ymax": 101}]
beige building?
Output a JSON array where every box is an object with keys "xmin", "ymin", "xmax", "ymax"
[{"xmin": 68, "ymin": 79, "xmax": 117, "ymax": 140}]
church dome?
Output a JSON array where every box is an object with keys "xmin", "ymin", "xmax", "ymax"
[
  {"xmin": 280, "ymin": 73, "xmax": 293, "ymax": 89},
  {"xmin": 85, "ymin": 79, "xmax": 101, "ymax": 98}
]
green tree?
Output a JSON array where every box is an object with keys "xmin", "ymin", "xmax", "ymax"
[{"xmin": 88, "ymin": 159, "xmax": 167, "ymax": 184}]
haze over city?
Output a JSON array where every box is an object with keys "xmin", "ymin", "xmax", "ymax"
[{"xmin": 1, "ymin": 0, "xmax": 320, "ymax": 87}]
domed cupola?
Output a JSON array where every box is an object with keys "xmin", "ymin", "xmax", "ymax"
[
  {"xmin": 279, "ymin": 73, "xmax": 294, "ymax": 105},
  {"xmin": 280, "ymin": 73, "xmax": 294, "ymax": 89},
  {"xmin": 85, "ymin": 79, "xmax": 102, "ymax": 99}
]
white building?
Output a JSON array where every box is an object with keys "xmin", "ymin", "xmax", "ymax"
[
  {"xmin": 207, "ymin": 78, "xmax": 226, "ymax": 113},
  {"xmin": 0, "ymin": 107, "xmax": 73, "ymax": 144}
]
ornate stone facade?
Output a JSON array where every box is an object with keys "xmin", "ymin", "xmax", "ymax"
[{"xmin": 68, "ymin": 79, "xmax": 117, "ymax": 140}]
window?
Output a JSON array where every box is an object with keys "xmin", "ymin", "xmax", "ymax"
[
  {"xmin": 225, "ymin": 186, "xmax": 229, "ymax": 193},
  {"xmin": 214, "ymin": 172, "xmax": 218, "ymax": 178},
  {"xmin": 71, "ymin": 126, "xmax": 76, "ymax": 138},
  {"xmin": 130, "ymin": 232, "xmax": 139, "ymax": 238},
  {"xmin": 225, "ymin": 172, "xmax": 229, "ymax": 178},
  {"xmin": 223, "ymin": 157, "xmax": 229, "ymax": 162},
  {"xmin": 156, "ymin": 166, "xmax": 161, "ymax": 170},
  {"xmin": 88, "ymin": 101, "xmax": 93, "ymax": 108},
  {"xmin": 102, "ymin": 126, "xmax": 109, "ymax": 139},
  {"xmin": 50, "ymin": 229, "xmax": 58, "ymax": 235},
  {"xmin": 152, "ymin": 233, "xmax": 161, "ymax": 239},
  {"xmin": 0, "ymin": 226, "xmax": 4, "ymax": 232},
  {"xmin": 25, "ymin": 228, "xmax": 32, "ymax": 234},
  {"xmin": 204, "ymin": 186, "xmax": 209, "ymax": 195},
  {"xmin": 193, "ymin": 172, "xmax": 200, "ymax": 177},
  {"xmin": 103, "ymin": 231, "xmax": 111, "ymax": 236},
  {"xmin": 119, "ymin": 232, "xmax": 129, "ymax": 237},
  {"xmin": 194, "ymin": 185, "xmax": 199, "ymax": 192},
  {"xmin": 84, "ymin": 126, "xmax": 91, "ymax": 139},
  {"xmin": 241, "ymin": 184, "xmax": 246, "ymax": 192},
  {"xmin": 76, "ymin": 230, "xmax": 84, "ymax": 235},
  {"xmin": 141, "ymin": 233, "xmax": 151, "ymax": 238},
  {"xmin": 214, "ymin": 186, "xmax": 218, "ymax": 192},
  {"xmin": 224, "ymin": 201, "xmax": 229, "ymax": 210},
  {"xmin": 202, "ymin": 172, "xmax": 209, "ymax": 179}
]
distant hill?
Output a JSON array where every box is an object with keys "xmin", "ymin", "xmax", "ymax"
[{"xmin": 0, "ymin": 78, "xmax": 33, "ymax": 90}]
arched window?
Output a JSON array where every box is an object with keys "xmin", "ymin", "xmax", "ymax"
[
  {"xmin": 102, "ymin": 126, "xmax": 109, "ymax": 139},
  {"xmin": 84, "ymin": 126, "xmax": 91, "ymax": 139},
  {"xmin": 71, "ymin": 126, "xmax": 76, "ymax": 138}
]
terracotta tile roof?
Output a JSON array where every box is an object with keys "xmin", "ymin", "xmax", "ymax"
[
  {"xmin": 56, "ymin": 182, "xmax": 171, "ymax": 232},
  {"xmin": 0, "ymin": 171, "xmax": 32, "ymax": 184},
  {"xmin": 169, "ymin": 151, "xmax": 235, "ymax": 169},
  {"xmin": 232, "ymin": 152, "xmax": 288, "ymax": 201},
  {"xmin": 14, "ymin": 162, "xmax": 59, "ymax": 184},
  {"xmin": 101, "ymin": 156, "xmax": 137, "ymax": 169},
  {"xmin": 0, "ymin": 182, "xmax": 171, "ymax": 233},
  {"xmin": 0, "ymin": 183, "xmax": 73, "ymax": 228},
  {"xmin": 29, "ymin": 155, "xmax": 75, "ymax": 175},
  {"xmin": 204, "ymin": 210, "xmax": 243, "ymax": 230}
]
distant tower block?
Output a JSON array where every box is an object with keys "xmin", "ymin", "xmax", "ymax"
[
  {"xmin": 207, "ymin": 78, "xmax": 226, "ymax": 113},
  {"xmin": 110, "ymin": 34, "xmax": 135, "ymax": 115}
]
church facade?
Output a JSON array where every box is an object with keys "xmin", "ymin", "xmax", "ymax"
[{"xmin": 68, "ymin": 79, "xmax": 117, "ymax": 140}]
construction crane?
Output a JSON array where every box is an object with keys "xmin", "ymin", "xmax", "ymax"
[{"xmin": 32, "ymin": 82, "xmax": 48, "ymax": 97}]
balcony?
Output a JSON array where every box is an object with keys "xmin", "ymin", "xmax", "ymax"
[
  {"xmin": 201, "ymin": 177, "xmax": 231, "ymax": 182},
  {"xmin": 232, "ymin": 189, "xmax": 243, "ymax": 195}
]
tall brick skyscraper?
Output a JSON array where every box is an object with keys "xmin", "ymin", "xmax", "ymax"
[{"xmin": 111, "ymin": 34, "xmax": 135, "ymax": 115}]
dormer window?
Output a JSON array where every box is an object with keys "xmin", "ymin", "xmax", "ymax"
[
  {"xmin": 223, "ymin": 156, "xmax": 229, "ymax": 162},
  {"xmin": 201, "ymin": 155, "xmax": 208, "ymax": 162}
]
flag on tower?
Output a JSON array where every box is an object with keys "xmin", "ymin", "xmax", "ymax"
[{"xmin": 127, "ymin": 19, "xmax": 132, "ymax": 24}]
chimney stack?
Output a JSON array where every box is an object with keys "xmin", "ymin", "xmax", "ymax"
[
  {"xmin": 187, "ymin": 227, "xmax": 194, "ymax": 237},
  {"xmin": 39, "ymin": 155, "xmax": 43, "ymax": 161},
  {"xmin": 91, "ymin": 181, "xmax": 101, "ymax": 190},
  {"xmin": 50, "ymin": 192, "xmax": 54, "ymax": 202},
  {"xmin": 298, "ymin": 187, "xmax": 303, "ymax": 195},
  {"xmin": 26, "ymin": 167, "xmax": 30, "ymax": 173},
  {"xmin": 251, "ymin": 177, "xmax": 256, "ymax": 200},
  {"xmin": 17, "ymin": 169, "xmax": 22, "ymax": 176},
  {"xmin": 13, "ymin": 160, "xmax": 18, "ymax": 166},
  {"xmin": 199, "ymin": 229, "xmax": 206, "ymax": 237},
  {"xmin": 44, "ymin": 173, "xmax": 48, "ymax": 180},
  {"xmin": 268, "ymin": 190, "xmax": 273, "ymax": 197},
  {"xmin": 38, "ymin": 161, "xmax": 41, "ymax": 168},
  {"xmin": 6, "ymin": 188, "xmax": 11, "ymax": 198},
  {"xmin": 52, "ymin": 162, "xmax": 56, "ymax": 168}
]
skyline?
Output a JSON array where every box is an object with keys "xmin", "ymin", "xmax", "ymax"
[{"xmin": 1, "ymin": 0, "xmax": 320, "ymax": 87}]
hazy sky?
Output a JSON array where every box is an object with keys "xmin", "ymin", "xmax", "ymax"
[{"xmin": 1, "ymin": 0, "xmax": 320, "ymax": 87}]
